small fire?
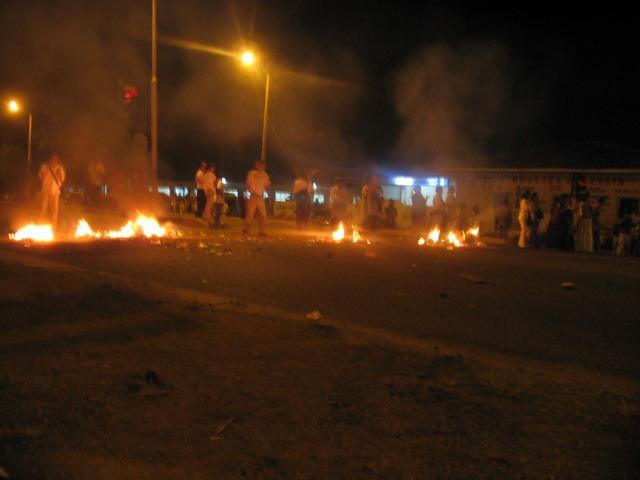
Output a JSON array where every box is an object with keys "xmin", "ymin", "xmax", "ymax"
[
  {"xmin": 446, "ymin": 231, "xmax": 463, "ymax": 247},
  {"xmin": 332, "ymin": 222, "xmax": 345, "ymax": 242},
  {"xmin": 466, "ymin": 226, "xmax": 479, "ymax": 237},
  {"xmin": 106, "ymin": 221, "xmax": 136, "ymax": 239},
  {"xmin": 352, "ymin": 227, "xmax": 362, "ymax": 243},
  {"xmin": 427, "ymin": 227, "xmax": 440, "ymax": 244},
  {"xmin": 418, "ymin": 237, "xmax": 426, "ymax": 246},
  {"xmin": 9, "ymin": 224, "xmax": 54, "ymax": 242},
  {"xmin": 75, "ymin": 219, "xmax": 100, "ymax": 239}
]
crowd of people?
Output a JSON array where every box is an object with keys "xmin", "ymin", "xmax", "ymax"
[{"xmin": 516, "ymin": 190, "xmax": 640, "ymax": 256}]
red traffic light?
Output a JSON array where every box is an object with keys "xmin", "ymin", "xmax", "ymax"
[{"xmin": 123, "ymin": 85, "xmax": 139, "ymax": 103}]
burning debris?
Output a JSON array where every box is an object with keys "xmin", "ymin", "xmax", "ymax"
[
  {"xmin": 9, "ymin": 213, "xmax": 175, "ymax": 243},
  {"xmin": 418, "ymin": 226, "xmax": 480, "ymax": 248},
  {"xmin": 331, "ymin": 222, "xmax": 366, "ymax": 243},
  {"xmin": 9, "ymin": 224, "xmax": 55, "ymax": 242}
]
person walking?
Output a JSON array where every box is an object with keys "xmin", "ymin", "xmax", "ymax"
[
  {"xmin": 517, "ymin": 191, "xmax": 531, "ymax": 248},
  {"xmin": 243, "ymin": 159, "xmax": 271, "ymax": 237},
  {"xmin": 292, "ymin": 172, "xmax": 313, "ymax": 229},
  {"xmin": 195, "ymin": 162, "xmax": 207, "ymax": 218},
  {"xmin": 38, "ymin": 153, "xmax": 66, "ymax": 228},
  {"xmin": 201, "ymin": 165, "xmax": 217, "ymax": 223}
]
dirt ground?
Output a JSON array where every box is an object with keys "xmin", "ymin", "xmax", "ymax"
[{"xmin": 1, "ymin": 250, "xmax": 639, "ymax": 479}]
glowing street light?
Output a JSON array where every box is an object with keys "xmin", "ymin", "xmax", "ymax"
[
  {"xmin": 239, "ymin": 50, "xmax": 271, "ymax": 165},
  {"xmin": 241, "ymin": 50, "xmax": 256, "ymax": 66},
  {"xmin": 5, "ymin": 98, "xmax": 33, "ymax": 197},
  {"xmin": 7, "ymin": 99, "xmax": 20, "ymax": 113}
]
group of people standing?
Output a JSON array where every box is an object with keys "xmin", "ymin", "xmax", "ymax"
[{"xmin": 194, "ymin": 162, "xmax": 226, "ymax": 227}]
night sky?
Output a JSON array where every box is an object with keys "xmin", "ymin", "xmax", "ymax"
[{"xmin": 1, "ymin": 1, "xmax": 639, "ymax": 181}]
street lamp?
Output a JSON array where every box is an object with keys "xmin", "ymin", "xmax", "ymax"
[
  {"xmin": 5, "ymin": 98, "xmax": 33, "ymax": 197},
  {"xmin": 240, "ymin": 50, "xmax": 271, "ymax": 165}
]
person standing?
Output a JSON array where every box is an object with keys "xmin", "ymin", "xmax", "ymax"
[
  {"xmin": 195, "ymin": 162, "xmax": 207, "ymax": 218},
  {"xmin": 432, "ymin": 186, "xmax": 446, "ymax": 229},
  {"xmin": 201, "ymin": 165, "xmax": 217, "ymax": 223},
  {"xmin": 614, "ymin": 211, "xmax": 633, "ymax": 256},
  {"xmin": 360, "ymin": 178, "xmax": 370, "ymax": 227},
  {"xmin": 292, "ymin": 172, "xmax": 312, "ymax": 229},
  {"xmin": 494, "ymin": 199, "xmax": 512, "ymax": 240},
  {"xmin": 329, "ymin": 180, "xmax": 348, "ymax": 226},
  {"xmin": 214, "ymin": 175, "xmax": 226, "ymax": 227},
  {"xmin": 411, "ymin": 187, "xmax": 426, "ymax": 227},
  {"xmin": 38, "ymin": 153, "xmax": 65, "ymax": 228},
  {"xmin": 384, "ymin": 199, "xmax": 398, "ymax": 228},
  {"xmin": 592, "ymin": 197, "xmax": 604, "ymax": 253},
  {"xmin": 574, "ymin": 196, "xmax": 593, "ymax": 253},
  {"xmin": 243, "ymin": 159, "xmax": 271, "ymax": 237},
  {"xmin": 366, "ymin": 175, "xmax": 384, "ymax": 230},
  {"xmin": 517, "ymin": 191, "xmax": 531, "ymax": 248},
  {"xmin": 529, "ymin": 192, "xmax": 544, "ymax": 248}
]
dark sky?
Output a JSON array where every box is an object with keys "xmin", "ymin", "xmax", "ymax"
[{"xmin": 1, "ymin": 1, "xmax": 639, "ymax": 180}]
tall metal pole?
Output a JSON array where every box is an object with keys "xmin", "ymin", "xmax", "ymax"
[
  {"xmin": 260, "ymin": 72, "xmax": 271, "ymax": 164},
  {"xmin": 150, "ymin": 0, "xmax": 158, "ymax": 189},
  {"xmin": 26, "ymin": 113, "xmax": 32, "ymax": 198}
]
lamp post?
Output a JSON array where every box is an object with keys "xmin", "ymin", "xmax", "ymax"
[
  {"xmin": 5, "ymin": 99, "xmax": 33, "ymax": 198},
  {"xmin": 150, "ymin": 0, "xmax": 158, "ymax": 190},
  {"xmin": 240, "ymin": 51, "xmax": 271, "ymax": 165}
]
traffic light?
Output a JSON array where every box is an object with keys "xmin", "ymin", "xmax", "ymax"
[{"xmin": 123, "ymin": 85, "xmax": 139, "ymax": 104}]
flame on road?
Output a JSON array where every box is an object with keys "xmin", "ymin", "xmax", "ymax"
[
  {"xmin": 75, "ymin": 219, "xmax": 101, "ymax": 239},
  {"xmin": 352, "ymin": 227, "xmax": 362, "ymax": 243},
  {"xmin": 427, "ymin": 227, "xmax": 440, "ymax": 244},
  {"xmin": 332, "ymin": 222, "xmax": 345, "ymax": 242},
  {"xmin": 9, "ymin": 224, "xmax": 54, "ymax": 242},
  {"xmin": 419, "ymin": 225, "xmax": 480, "ymax": 248},
  {"xmin": 12, "ymin": 213, "xmax": 170, "ymax": 243}
]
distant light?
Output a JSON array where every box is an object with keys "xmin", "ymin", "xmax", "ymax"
[
  {"xmin": 221, "ymin": 177, "xmax": 227, "ymax": 184},
  {"xmin": 241, "ymin": 51, "xmax": 255, "ymax": 66},
  {"xmin": 312, "ymin": 182, "xmax": 317, "ymax": 190},
  {"xmin": 394, "ymin": 176, "xmax": 414, "ymax": 186},
  {"xmin": 7, "ymin": 99, "xmax": 20, "ymax": 113}
]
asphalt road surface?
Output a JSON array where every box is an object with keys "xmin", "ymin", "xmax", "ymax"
[{"xmin": 3, "ymin": 221, "xmax": 639, "ymax": 379}]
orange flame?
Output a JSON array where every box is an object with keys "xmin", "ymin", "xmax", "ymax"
[
  {"xmin": 9, "ymin": 224, "xmax": 54, "ymax": 242},
  {"xmin": 427, "ymin": 227, "xmax": 440, "ymax": 244},
  {"xmin": 332, "ymin": 222, "xmax": 345, "ymax": 242},
  {"xmin": 418, "ymin": 237, "xmax": 426, "ymax": 246},
  {"xmin": 352, "ymin": 227, "xmax": 362, "ymax": 243},
  {"xmin": 466, "ymin": 226, "xmax": 479, "ymax": 237},
  {"xmin": 75, "ymin": 219, "xmax": 100, "ymax": 239},
  {"xmin": 446, "ymin": 231, "xmax": 463, "ymax": 247}
]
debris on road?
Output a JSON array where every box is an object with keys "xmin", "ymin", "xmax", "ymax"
[
  {"xmin": 306, "ymin": 310, "xmax": 322, "ymax": 321},
  {"xmin": 561, "ymin": 281, "xmax": 576, "ymax": 290},
  {"xmin": 460, "ymin": 274, "xmax": 490, "ymax": 284},
  {"xmin": 210, "ymin": 416, "xmax": 236, "ymax": 440}
]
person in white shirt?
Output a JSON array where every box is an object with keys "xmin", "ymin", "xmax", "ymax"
[
  {"xmin": 243, "ymin": 159, "xmax": 271, "ymax": 236},
  {"xmin": 202, "ymin": 165, "xmax": 217, "ymax": 223},
  {"xmin": 518, "ymin": 191, "xmax": 532, "ymax": 248},
  {"xmin": 194, "ymin": 162, "xmax": 207, "ymax": 218},
  {"xmin": 38, "ymin": 153, "xmax": 65, "ymax": 228}
]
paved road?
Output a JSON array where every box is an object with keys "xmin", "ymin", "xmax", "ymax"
[{"xmin": 2, "ymin": 222, "xmax": 640, "ymax": 378}]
